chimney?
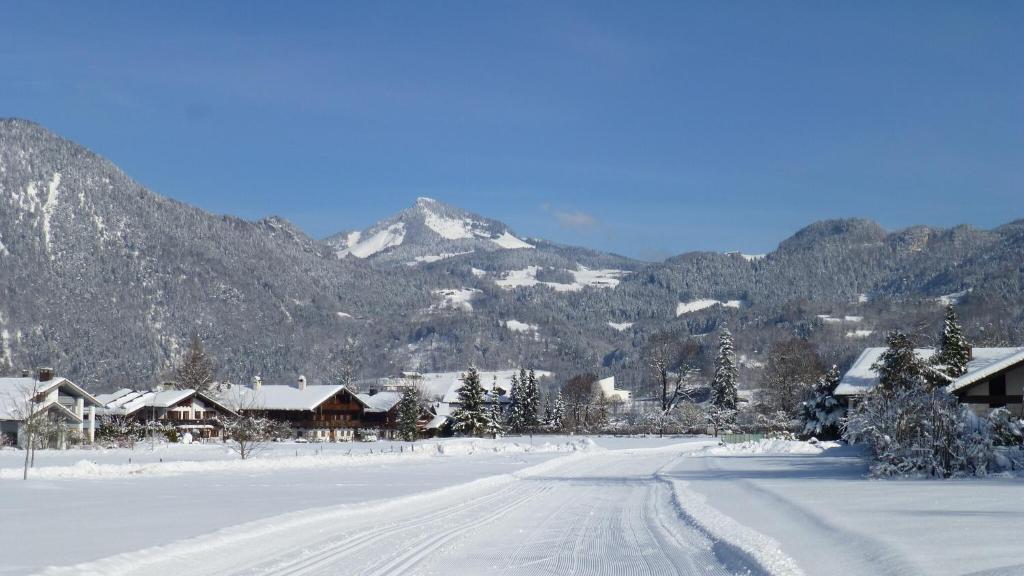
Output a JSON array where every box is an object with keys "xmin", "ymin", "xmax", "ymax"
[
  {"xmin": 297, "ymin": 375, "xmax": 307, "ymax": 390},
  {"xmin": 967, "ymin": 345, "xmax": 974, "ymax": 361},
  {"xmin": 252, "ymin": 375, "xmax": 262, "ymax": 392},
  {"xmin": 368, "ymin": 387, "xmax": 378, "ymax": 396},
  {"xmin": 37, "ymin": 367, "xmax": 54, "ymax": 382}
]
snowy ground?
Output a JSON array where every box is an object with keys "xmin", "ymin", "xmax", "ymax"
[
  {"xmin": 4, "ymin": 436, "xmax": 1023, "ymax": 575},
  {"xmin": 675, "ymin": 439, "xmax": 1024, "ymax": 576}
]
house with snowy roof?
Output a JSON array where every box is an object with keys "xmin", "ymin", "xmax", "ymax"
[
  {"xmin": 836, "ymin": 347, "xmax": 1024, "ymax": 415},
  {"xmin": 95, "ymin": 387, "xmax": 236, "ymax": 440},
  {"xmin": 218, "ymin": 376, "xmax": 404, "ymax": 441},
  {"xmin": 0, "ymin": 368, "xmax": 102, "ymax": 448}
]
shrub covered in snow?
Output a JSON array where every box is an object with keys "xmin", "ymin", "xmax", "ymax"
[{"xmin": 799, "ymin": 365, "xmax": 845, "ymax": 440}]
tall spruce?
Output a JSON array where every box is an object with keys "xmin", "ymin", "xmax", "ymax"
[
  {"xmin": 799, "ymin": 365, "xmax": 845, "ymax": 439},
  {"xmin": 933, "ymin": 305, "xmax": 971, "ymax": 378},
  {"xmin": 524, "ymin": 369, "xmax": 541, "ymax": 431},
  {"xmin": 547, "ymin": 392, "xmax": 566, "ymax": 431},
  {"xmin": 506, "ymin": 372, "xmax": 527, "ymax": 433},
  {"xmin": 451, "ymin": 366, "xmax": 490, "ymax": 437},
  {"xmin": 396, "ymin": 386, "xmax": 421, "ymax": 442},
  {"xmin": 487, "ymin": 376, "xmax": 505, "ymax": 436},
  {"xmin": 711, "ymin": 328, "xmax": 739, "ymax": 410}
]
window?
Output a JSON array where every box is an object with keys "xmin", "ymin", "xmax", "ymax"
[{"xmin": 989, "ymin": 374, "xmax": 1007, "ymax": 408}]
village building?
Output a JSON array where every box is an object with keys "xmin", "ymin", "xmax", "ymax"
[
  {"xmin": 836, "ymin": 346, "xmax": 1024, "ymax": 416},
  {"xmin": 0, "ymin": 369, "xmax": 102, "ymax": 448},
  {"xmin": 596, "ymin": 376, "xmax": 632, "ymax": 403},
  {"xmin": 95, "ymin": 387, "xmax": 236, "ymax": 440},
  {"xmin": 219, "ymin": 376, "xmax": 403, "ymax": 441}
]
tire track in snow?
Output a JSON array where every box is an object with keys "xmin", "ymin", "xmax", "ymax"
[
  {"xmin": 415, "ymin": 451, "xmax": 740, "ymax": 576},
  {"xmin": 257, "ymin": 483, "xmax": 551, "ymax": 576},
  {"xmin": 359, "ymin": 487, "xmax": 549, "ymax": 576}
]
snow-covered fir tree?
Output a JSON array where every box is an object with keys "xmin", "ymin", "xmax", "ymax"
[
  {"xmin": 506, "ymin": 372, "xmax": 528, "ymax": 434},
  {"xmin": 451, "ymin": 366, "xmax": 490, "ymax": 437},
  {"xmin": 546, "ymin": 392, "xmax": 566, "ymax": 432},
  {"xmin": 799, "ymin": 365, "xmax": 845, "ymax": 439},
  {"xmin": 711, "ymin": 328, "xmax": 739, "ymax": 410},
  {"xmin": 874, "ymin": 331, "xmax": 924, "ymax": 391},
  {"xmin": 396, "ymin": 386, "xmax": 421, "ymax": 442},
  {"xmin": 487, "ymin": 376, "xmax": 506, "ymax": 437},
  {"xmin": 933, "ymin": 305, "xmax": 971, "ymax": 379},
  {"xmin": 524, "ymin": 369, "xmax": 542, "ymax": 431}
]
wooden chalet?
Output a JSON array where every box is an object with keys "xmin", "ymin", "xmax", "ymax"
[
  {"xmin": 95, "ymin": 387, "xmax": 237, "ymax": 439},
  {"xmin": 220, "ymin": 377, "xmax": 404, "ymax": 441}
]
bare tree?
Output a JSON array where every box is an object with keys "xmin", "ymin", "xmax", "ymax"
[
  {"xmin": 4, "ymin": 378, "xmax": 48, "ymax": 480},
  {"xmin": 219, "ymin": 389, "xmax": 287, "ymax": 460},
  {"xmin": 649, "ymin": 337, "xmax": 704, "ymax": 413},
  {"xmin": 562, "ymin": 373, "xmax": 598, "ymax": 432},
  {"xmin": 326, "ymin": 338, "xmax": 362, "ymax": 390},
  {"xmin": 759, "ymin": 338, "xmax": 823, "ymax": 417}
]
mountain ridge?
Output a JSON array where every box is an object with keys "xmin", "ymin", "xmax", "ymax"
[{"xmin": 1, "ymin": 118, "xmax": 1022, "ymax": 395}]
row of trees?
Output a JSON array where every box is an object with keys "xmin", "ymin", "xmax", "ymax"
[{"xmin": 449, "ymin": 367, "xmax": 544, "ymax": 438}]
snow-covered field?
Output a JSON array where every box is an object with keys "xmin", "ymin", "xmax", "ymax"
[{"xmin": 4, "ymin": 436, "xmax": 1023, "ymax": 575}]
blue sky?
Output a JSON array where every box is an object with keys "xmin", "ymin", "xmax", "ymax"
[{"xmin": 2, "ymin": 2, "xmax": 1021, "ymax": 260}]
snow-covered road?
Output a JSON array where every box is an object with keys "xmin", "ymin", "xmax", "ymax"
[{"xmin": 39, "ymin": 444, "xmax": 775, "ymax": 576}]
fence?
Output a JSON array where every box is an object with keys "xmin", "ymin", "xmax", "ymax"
[{"xmin": 720, "ymin": 433, "xmax": 766, "ymax": 444}]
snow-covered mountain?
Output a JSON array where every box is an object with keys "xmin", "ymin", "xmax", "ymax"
[
  {"xmin": 2, "ymin": 118, "xmax": 1022, "ymax": 394},
  {"xmin": 326, "ymin": 197, "xmax": 534, "ymax": 262}
]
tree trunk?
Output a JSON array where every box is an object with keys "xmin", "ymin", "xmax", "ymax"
[{"xmin": 22, "ymin": 428, "xmax": 32, "ymax": 480}]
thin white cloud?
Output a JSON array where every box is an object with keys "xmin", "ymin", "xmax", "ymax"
[{"xmin": 542, "ymin": 204, "xmax": 600, "ymax": 231}]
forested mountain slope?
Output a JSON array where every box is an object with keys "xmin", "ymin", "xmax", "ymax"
[{"xmin": 2, "ymin": 119, "xmax": 1021, "ymax": 393}]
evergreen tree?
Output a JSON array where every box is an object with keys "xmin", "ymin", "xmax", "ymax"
[
  {"xmin": 396, "ymin": 386, "xmax": 421, "ymax": 442},
  {"xmin": 487, "ymin": 376, "xmax": 505, "ymax": 437},
  {"xmin": 546, "ymin": 392, "xmax": 566, "ymax": 432},
  {"xmin": 524, "ymin": 369, "xmax": 541, "ymax": 431},
  {"xmin": 176, "ymin": 334, "xmax": 217, "ymax": 394},
  {"xmin": 799, "ymin": 365, "xmax": 845, "ymax": 439},
  {"xmin": 874, "ymin": 331, "xmax": 925, "ymax": 392},
  {"xmin": 933, "ymin": 305, "xmax": 971, "ymax": 379},
  {"xmin": 451, "ymin": 366, "xmax": 490, "ymax": 437},
  {"xmin": 506, "ymin": 372, "xmax": 527, "ymax": 434},
  {"xmin": 711, "ymin": 328, "xmax": 739, "ymax": 410}
]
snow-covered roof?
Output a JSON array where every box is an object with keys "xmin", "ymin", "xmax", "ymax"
[
  {"xmin": 95, "ymin": 388, "xmax": 234, "ymax": 416},
  {"xmin": 354, "ymin": 391, "xmax": 402, "ymax": 413},
  {"xmin": 425, "ymin": 414, "xmax": 450, "ymax": 429},
  {"xmin": 946, "ymin": 348, "xmax": 1024, "ymax": 395},
  {"xmin": 0, "ymin": 376, "xmax": 101, "ymax": 420},
  {"xmin": 96, "ymin": 388, "xmax": 195, "ymax": 415},
  {"xmin": 836, "ymin": 347, "xmax": 1024, "ymax": 396},
  {"xmin": 218, "ymin": 384, "xmax": 346, "ymax": 411}
]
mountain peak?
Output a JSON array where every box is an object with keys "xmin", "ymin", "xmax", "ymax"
[
  {"xmin": 326, "ymin": 198, "xmax": 534, "ymax": 260},
  {"xmin": 777, "ymin": 218, "xmax": 887, "ymax": 252}
]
